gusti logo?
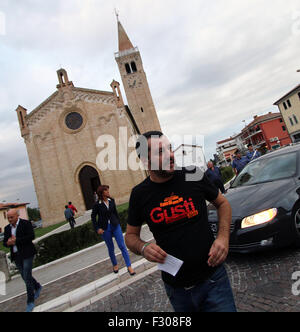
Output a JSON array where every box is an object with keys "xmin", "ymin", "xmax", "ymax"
[{"xmin": 150, "ymin": 195, "xmax": 199, "ymax": 224}]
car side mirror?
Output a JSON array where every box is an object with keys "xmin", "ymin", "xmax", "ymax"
[{"xmin": 230, "ymin": 179, "xmax": 234, "ymax": 188}]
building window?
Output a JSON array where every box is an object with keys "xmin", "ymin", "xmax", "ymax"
[
  {"xmin": 125, "ymin": 62, "xmax": 137, "ymax": 74},
  {"xmin": 298, "ymin": 92, "xmax": 300, "ymax": 100},
  {"xmin": 131, "ymin": 61, "xmax": 137, "ymax": 72},
  {"xmin": 283, "ymin": 102, "xmax": 288, "ymax": 110},
  {"xmin": 282, "ymin": 126, "xmax": 286, "ymax": 131},
  {"xmin": 279, "ymin": 119, "xmax": 283, "ymax": 123},
  {"xmin": 294, "ymin": 115, "xmax": 299, "ymax": 124},
  {"xmin": 65, "ymin": 112, "xmax": 83, "ymax": 130},
  {"xmin": 125, "ymin": 63, "xmax": 131, "ymax": 74},
  {"xmin": 287, "ymin": 99, "xmax": 292, "ymax": 108},
  {"xmin": 289, "ymin": 117, "xmax": 294, "ymax": 126},
  {"xmin": 3, "ymin": 211, "xmax": 6, "ymax": 219},
  {"xmin": 294, "ymin": 133, "xmax": 300, "ymax": 141}
]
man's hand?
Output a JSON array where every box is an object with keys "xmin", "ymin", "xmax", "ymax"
[
  {"xmin": 97, "ymin": 229, "xmax": 104, "ymax": 235},
  {"xmin": 7, "ymin": 236, "xmax": 16, "ymax": 246},
  {"xmin": 143, "ymin": 243, "xmax": 167, "ymax": 264},
  {"xmin": 207, "ymin": 237, "xmax": 229, "ymax": 267},
  {"xmin": 208, "ymin": 192, "xmax": 232, "ymax": 267}
]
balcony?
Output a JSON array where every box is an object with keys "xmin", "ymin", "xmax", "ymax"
[
  {"xmin": 114, "ymin": 47, "xmax": 139, "ymax": 59},
  {"xmin": 242, "ymin": 129, "xmax": 262, "ymax": 141}
]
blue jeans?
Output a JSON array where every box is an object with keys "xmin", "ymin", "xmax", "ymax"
[
  {"xmin": 101, "ymin": 224, "xmax": 132, "ymax": 268},
  {"xmin": 164, "ymin": 265, "xmax": 236, "ymax": 312},
  {"xmin": 14, "ymin": 255, "xmax": 41, "ymax": 304}
]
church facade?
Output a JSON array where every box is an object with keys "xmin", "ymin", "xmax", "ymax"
[{"xmin": 16, "ymin": 19, "xmax": 161, "ymax": 226}]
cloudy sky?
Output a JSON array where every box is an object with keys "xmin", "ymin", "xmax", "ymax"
[{"xmin": 0, "ymin": 0, "xmax": 300, "ymax": 207}]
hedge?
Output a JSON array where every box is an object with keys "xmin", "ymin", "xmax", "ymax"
[{"xmin": 33, "ymin": 208, "xmax": 129, "ymax": 268}]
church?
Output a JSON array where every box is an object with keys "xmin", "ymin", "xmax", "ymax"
[{"xmin": 16, "ymin": 18, "xmax": 161, "ymax": 226}]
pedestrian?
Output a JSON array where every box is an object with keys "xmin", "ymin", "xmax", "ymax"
[
  {"xmin": 246, "ymin": 144, "xmax": 261, "ymax": 162},
  {"xmin": 125, "ymin": 131, "xmax": 236, "ymax": 312},
  {"xmin": 64, "ymin": 205, "xmax": 75, "ymax": 229},
  {"xmin": 68, "ymin": 202, "xmax": 77, "ymax": 225},
  {"xmin": 91, "ymin": 185, "xmax": 136, "ymax": 276},
  {"xmin": 205, "ymin": 161, "xmax": 226, "ymax": 194},
  {"xmin": 3, "ymin": 209, "xmax": 42, "ymax": 312},
  {"xmin": 232, "ymin": 149, "xmax": 249, "ymax": 175}
]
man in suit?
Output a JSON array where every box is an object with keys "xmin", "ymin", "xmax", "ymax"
[{"xmin": 3, "ymin": 209, "xmax": 42, "ymax": 312}]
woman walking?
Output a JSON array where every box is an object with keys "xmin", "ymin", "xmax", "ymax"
[{"xmin": 91, "ymin": 185, "xmax": 136, "ymax": 275}]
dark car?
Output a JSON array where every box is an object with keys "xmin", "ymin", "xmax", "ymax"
[
  {"xmin": 208, "ymin": 145, "xmax": 300, "ymax": 253},
  {"xmin": 32, "ymin": 220, "xmax": 43, "ymax": 229}
]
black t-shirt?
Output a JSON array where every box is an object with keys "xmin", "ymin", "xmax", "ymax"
[{"xmin": 127, "ymin": 167, "xmax": 219, "ymax": 288}]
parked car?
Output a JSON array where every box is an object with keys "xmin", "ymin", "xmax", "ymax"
[
  {"xmin": 208, "ymin": 145, "xmax": 300, "ymax": 253},
  {"xmin": 31, "ymin": 220, "xmax": 43, "ymax": 229}
]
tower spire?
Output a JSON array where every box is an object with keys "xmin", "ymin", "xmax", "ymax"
[
  {"xmin": 116, "ymin": 15, "xmax": 134, "ymax": 52},
  {"xmin": 115, "ymin": 19, "xmax": 162, "ymax": 133}
]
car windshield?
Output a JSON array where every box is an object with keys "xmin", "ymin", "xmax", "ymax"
[{"xmin": 231, "ymin": 152, "xmax": 297, "ymax": 187}]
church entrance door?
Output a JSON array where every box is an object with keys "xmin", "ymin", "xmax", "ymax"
[{"xmin": 79, "ymin": 166, "xmax": 101, "ymax": 210}]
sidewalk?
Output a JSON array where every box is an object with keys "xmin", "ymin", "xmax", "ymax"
[{"xmin": 0, "ymin": 224, "xmax": 153, "ymax": 311}]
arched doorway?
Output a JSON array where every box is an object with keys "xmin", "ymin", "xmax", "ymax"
[{"xmin": 79, "ymin": 166, "xmax": 101, "ymax": 210}]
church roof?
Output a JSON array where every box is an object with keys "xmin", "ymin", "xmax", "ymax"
[
  {"xmin": 118, "ymin": 20, "xmax": 134, "ymax": 52},
  {"xmin": 0, "ymin": 202, "xmax": 29, "ymax": 211},
  {"xmin": 26, "ymin": 86, "xmax": 114, "ymax": 120}
]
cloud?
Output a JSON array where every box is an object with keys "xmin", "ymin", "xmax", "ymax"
[{"xmin": 0, "ymin": 121, "xmax": 37, "ymax": 206}]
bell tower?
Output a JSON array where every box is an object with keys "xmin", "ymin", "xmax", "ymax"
[{"xmin": 114, "ymin": 17, "xmax": 161, "ymax": 134}]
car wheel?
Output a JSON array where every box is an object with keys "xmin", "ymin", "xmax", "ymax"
[{"xmin": 293, "ymin": 204, "xmax": 300, "ymax": 246}]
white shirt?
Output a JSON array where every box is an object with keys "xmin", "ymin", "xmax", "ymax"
[
  {"xmin": 10, "ymin": 218, "xmax": 20, "ymax": 253},
  {"xmin": 101, "ymin": 198, "xmax": 111, "ymax": 224}
]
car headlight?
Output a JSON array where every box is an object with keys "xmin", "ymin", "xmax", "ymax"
[{"xmin": 241, "ymin": 208, "xmax": 277, "ymax": 229}]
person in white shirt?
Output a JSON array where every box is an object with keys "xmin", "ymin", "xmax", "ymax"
[{"xmin": 4, "ymin": 209, "xmax": 42, "ymax": 312}]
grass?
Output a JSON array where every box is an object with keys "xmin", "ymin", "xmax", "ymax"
[
  {"xmin": 117, "ymin": 202, "xmax": 129, "ymax": 213},
  {"xmin": 1, "ymin": 202, "xmax": 129, "ymax": 254},
  {"xmin": 34, "ymin": 220, "xmax": 67, "ymax": 239},
  {"xmin": 0, "ymin": 202, "xmax": 129, "ymax": 255},
  {"xmin": 0, "ymin": 220, "xmax": 68, "ymax": 254}
]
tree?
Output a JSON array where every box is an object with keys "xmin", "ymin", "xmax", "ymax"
[{"xmin": 27, "ymin": 207, "xmax": 41, "ymax": 221}]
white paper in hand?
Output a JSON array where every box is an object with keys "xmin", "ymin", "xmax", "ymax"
[{"xmin": 157, "ymin": 254, "xmax": 184, "ymax": 277}]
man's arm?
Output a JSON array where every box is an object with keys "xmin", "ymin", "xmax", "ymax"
[
  {"xmin": 125, "ymin": 225, "xmax": 167, "ymax": 264},
  {"xmin": 207, "ymin": 192, "xmax": 232, "ymax": 267},
  {"xmin": 15, "ymin": 220, "xmax": 35, "ymax": 246},
  {"xmin": 3, "ymin": 227, "xmax": 10, "ymax": 248},
  {"xmin": 231, "ymin": 160, "xmax": 238, "ymax": 175}
]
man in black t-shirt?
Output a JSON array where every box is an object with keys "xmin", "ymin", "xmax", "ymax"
[{"xmin": 125, "ymin": 131, "xmax": 236, "ymax": 312}]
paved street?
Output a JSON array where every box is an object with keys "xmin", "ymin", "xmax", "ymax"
[{"xmin": 78, "ymin": 246, "xmax": 300, "ymax": 312}]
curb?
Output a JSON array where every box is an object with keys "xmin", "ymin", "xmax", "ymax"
[{"xmin": 33, "ymin": 258, "xmax": 157, "ymax": 312}]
